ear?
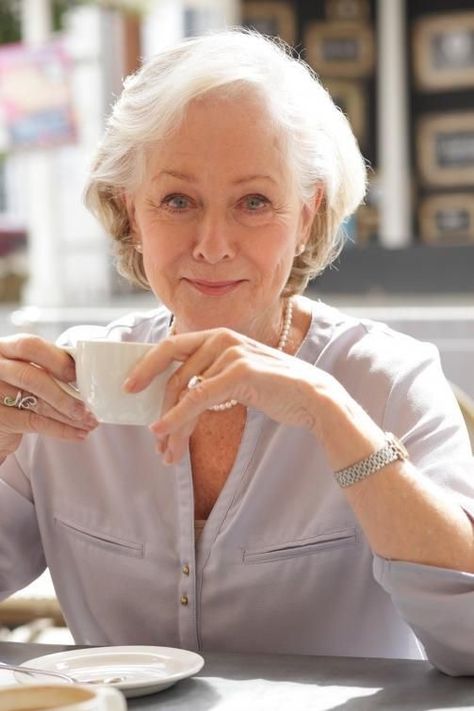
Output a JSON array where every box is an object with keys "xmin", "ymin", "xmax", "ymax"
[{"xmin": 298, "ymin": 185, "xmax": 324, "ymax": 249}]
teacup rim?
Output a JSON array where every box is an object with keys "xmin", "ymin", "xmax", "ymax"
[
  {"xmin": 0, "ymin": 683, "xmax": 98, "ymax": 709},
  {"xmin": 72, "ymin": 339, "xmax": 156, "ymax": 348}
]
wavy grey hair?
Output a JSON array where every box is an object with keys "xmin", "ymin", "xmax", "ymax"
[{"xmin": 84, "ymin": 28, "xmax": 367, "ymax": 295}]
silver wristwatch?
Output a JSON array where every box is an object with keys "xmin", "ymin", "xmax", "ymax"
[{"xmin": 334, "ymin": 433, "xmax": 408, "ymax": 488}]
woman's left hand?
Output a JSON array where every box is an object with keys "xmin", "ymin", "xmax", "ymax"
[
  {"xmin": 124, "ymin": 327, "xmax": 347, "ymax": 463},
  {"xmin": 125, "ymin": 326, "xmax": 474, "ymax": 575}
]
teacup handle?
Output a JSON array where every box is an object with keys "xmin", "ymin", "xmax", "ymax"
[{"xmin": 54, "ymin": 346, "xmax": 83, "ymax": 402}]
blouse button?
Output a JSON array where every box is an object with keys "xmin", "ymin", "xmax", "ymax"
[
  {"xmin": 180, "ymin": 595, "xmax": 189, "ymax": 606},
  {"xmin": 182, "ymin": 564, "xmax": 190, "ymax": 576}
]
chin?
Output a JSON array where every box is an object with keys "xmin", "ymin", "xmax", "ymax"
[{"xmin": 181, "ymin": 310, "xmax": 246, "ymax": 333}]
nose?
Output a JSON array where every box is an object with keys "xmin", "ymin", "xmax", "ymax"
[{"xmin": 192, "ymin": 210, "xmax": 236, "ymax": 264}]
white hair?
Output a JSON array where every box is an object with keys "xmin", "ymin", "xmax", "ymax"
[{"xmin": 84, "ymin": 28, "xmax": 367, "ymax": 294}]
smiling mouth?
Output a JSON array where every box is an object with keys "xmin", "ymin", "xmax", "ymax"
[{"xmin": 184, "ymin": 278, "xmax": 246, "ymax": 295}]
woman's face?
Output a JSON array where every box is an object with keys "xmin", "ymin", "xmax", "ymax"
[{"xmin": 126, "ymin": 92, "xmax": 316, "ymax": 338}]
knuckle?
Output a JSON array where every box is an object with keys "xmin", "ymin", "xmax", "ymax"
[
  {"xmin": 292, "ymin": 406, "xmax": 316, "ymax": 431},
  {"xmin": 164, "ymin": 336, "xmax": 180, "ymax": 354},
  {"xmin": 168, "ymin": 369, "xmax": 183, "ymax": 393},
  {"xmin": 233, "ymin": 383, "xmax": 257, "ymax": 405},
  {"xmin": 215, "ymin": 328, "xmax": 238, "ymax": 347},
  {"xmin": 15, "ymin": 363, "xmax": 36, "ymax": 392},
  {"xmin": 0, "ymin": 333, "xmax": 45, "ymax": 364},
  {"xmin": 185, "ymin": 383, "xmax": 207, "ymax": 406},
  {"xmin": 15, "ymin": 334, "xmax": 44, "ymax": 356},
  {"xmin": 227, "ymin": 344, "xmax": 246, "ymax": 361},
  {"xmin": 58, "ymin": 422, "xmax": 76, "ymax": 440},
  {"xmin": 230, "ymin": 359, "xmax": 251, "ymax": 378},
  {"xmin": 25, "ymin": 410, "xmax": 40, "ymax": 432}
]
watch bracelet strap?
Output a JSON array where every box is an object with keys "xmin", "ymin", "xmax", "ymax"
[{"xmin": 334, "ymin": 433, "xmax": 406, "ymax": 488}]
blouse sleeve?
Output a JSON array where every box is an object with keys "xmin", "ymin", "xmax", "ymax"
[
  {"xmin": 371, "ymin": 336, "xmax": 474, "ymax": 676},
  {"xmin": 373, "ymin": 555, "xmax": 474, "ymax": 676},
  {"xmin": 0, "ymin": 452, "xmax": 46, "ymax": 597}
]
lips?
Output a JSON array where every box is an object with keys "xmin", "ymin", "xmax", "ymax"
[{"xmin": 184, "ymin": 278, "xmax": 245, "ymax": 295}]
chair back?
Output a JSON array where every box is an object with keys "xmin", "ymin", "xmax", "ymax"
[{"xmin": 450, "ymin": 382, "xmax": 474, "ymax": 452}]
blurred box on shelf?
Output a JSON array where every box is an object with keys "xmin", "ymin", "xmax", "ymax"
[
  {"xmin": 325, "ymin": 0, "xmax": 369, "ymax": 23},
  {"xmin": 419, "ymin": 193, "xmax": 474, "ymax": 245},
  {"xmin": 242, "ymin": 1, "xmax": 296, "ymax": 45},
  {"xmin": 417, "ymin": 112, "xmax": 474, "ymax": 188},
  {"xmin": 413, "ymin": 12, "xmax": 474, "ymax": 92},
  {"xmin": 324, "ymin": 78, "xmax": 366, "ymax": 148},
  {"xmin": 304, "ymin": 21, "xmax": 374, "ymax": 78},
  {"xmin": 355, "ymin": 204, "xmax": 379, "ymax": 247}
]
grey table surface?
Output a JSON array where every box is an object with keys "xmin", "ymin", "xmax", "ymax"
[{"xmin": 1, "ymin": 641, "xmax": 473, "ymax": 710}]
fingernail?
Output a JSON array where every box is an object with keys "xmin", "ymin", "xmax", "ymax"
[
  {"xmin": 71, "ymin": 403, "xmax": 87, "ymax": 421},
  {"xmin": 150, "ymin": 422, "xmax": 165, "ymax": 435},
  {"xmin": 123, "ymin": 377, "xmax": 137, "ymax": 393},
  {"xmin": 84, "ymin": 420, "xmax": 98, "ymax": 431},
  {"xmin": 79, "ymin": 411, "xmax": 98, "ymax": 427},
  {"xmin": 163, "ymin": 450, "xmax": 173, "ymax": 465}
]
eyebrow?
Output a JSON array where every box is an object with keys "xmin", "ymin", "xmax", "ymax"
[
  {"xmin": 155, "ymin": 170, "xmax": 197, "ymax": 183},
  {"xmin": 232, "ymin": 174, "xmax": 278, "ymax": 186},
  {"xmin": 155, "ymin": 170, "xmax": 277, "ymax": 185}
]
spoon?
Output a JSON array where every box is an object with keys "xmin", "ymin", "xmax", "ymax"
[{"xmin": 0, "ymin": 662, "xmax": 125, "ymax": 685}]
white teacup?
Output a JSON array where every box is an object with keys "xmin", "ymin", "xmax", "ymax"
[
  {"xmin": 59, "ymin": 340, "xmax": 176, "ymax": 426},
  {"xmin": 0, "ymin": 684, "xmax": 125, "ymax": 711}
]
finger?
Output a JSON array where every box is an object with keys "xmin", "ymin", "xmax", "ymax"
[
  {"xmin": 157, "ymin": 389, "xmax": 198, "ymax": 464},
  {"xmin": 0, "ymin": 335, "xmax": 76, "ymax": 382},
  {"xmin": 0, "ymin": 381, "xmax": 97, "ymax": 431},
  {"xmin": 152, "ymin": 383, "xmax": 195, "ymax": 463},
  {"xmin": 124, "ymin": 329, "xmax": 234, "ymax": 393},
  {"xmin": 159, "ymin": 350, "xmax": 217, "ymax": 419},
  {"xmin": 0, "ymin": 360, "xmax": 92, "ymax": 423},
  {"xmin": 0, "ymin": 405, "xmax": 95, "ymax": 442},
  {"xmin": 161, "ymin": 421, "xmax": 196, "ymax": 465},
  {"xmin": 152, "ymin": 368, "xmax": 242, "ymax": 436}
]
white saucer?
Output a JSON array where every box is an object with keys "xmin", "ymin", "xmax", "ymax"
[{"xmin": 15, "ymin": 645, "xmax": 205, "ymax": 697}]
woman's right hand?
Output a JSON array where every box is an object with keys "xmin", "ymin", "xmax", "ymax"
[{"xmin": 0, "ymin": 334, "xmax": 98, "ymax": 460}]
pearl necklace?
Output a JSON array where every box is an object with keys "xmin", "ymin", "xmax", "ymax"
[{"xmin": 169, "ymin": 298, "xmax": 294, "ymax": 411}]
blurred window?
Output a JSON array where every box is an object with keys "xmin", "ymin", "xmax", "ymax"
[{"xmin": 0, "ymin": 158, "xmax": 6, "ymax": 213}]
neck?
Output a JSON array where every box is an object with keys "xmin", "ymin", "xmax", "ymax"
[{"xmin": 169, "ymin": 298, "xmax": 293, "ymax": 351}]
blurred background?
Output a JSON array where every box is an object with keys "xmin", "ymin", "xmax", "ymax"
[{"xmin": 0, "ymin": 0, "xmax": 473, "ymax": 642}]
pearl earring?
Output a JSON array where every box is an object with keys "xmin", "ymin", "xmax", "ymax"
[
  {"xmin": 296, "ymin": 243, "xmax": 305, "ymax": 256},
  {"xmin": 135, "ymin": 243, "xmax": 143, "ymax": 254}
]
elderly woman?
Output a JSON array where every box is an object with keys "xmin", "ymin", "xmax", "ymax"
[{"xmin": 0, "ymin": 30, "xmax": 473, "ymax": 675}]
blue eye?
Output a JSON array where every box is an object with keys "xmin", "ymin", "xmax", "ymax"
[
  {"xmin": 163, "ymin": 194, "xmax": 190, "ymax": 210},
  {"xmin": 244, "ymin": 194, "xmax": 269, "ymax": 210}
]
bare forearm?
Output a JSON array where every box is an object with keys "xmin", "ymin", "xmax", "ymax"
[
  {"xmin": 345, "ymin": 461, "xmax": 474, "ymax": 572},
  {"xmin": 315, "ymin": 390, "xmax": 474, "ymax": 573}
]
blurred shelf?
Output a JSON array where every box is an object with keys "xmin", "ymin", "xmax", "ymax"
[{"xmin": 311, "ymin": 244, "xmax": 474, "ymax": 295}]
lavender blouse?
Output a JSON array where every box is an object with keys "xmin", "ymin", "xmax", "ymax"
[{"xmin": 0, "ymin": 300, "xmax": 473, "ymax": 675}]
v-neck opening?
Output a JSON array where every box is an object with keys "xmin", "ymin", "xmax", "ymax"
[
  {"xmin": 187, "ymin": 301, "xmax": 318, "ymax": 553},
  {"xmin": 191, "ymin": 406, "xmax": 263, "ymax": 555}
]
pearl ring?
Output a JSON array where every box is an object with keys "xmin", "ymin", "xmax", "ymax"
[{"xmin": 187, "ymin": 375, "xmax": 204, "ymax": 390}]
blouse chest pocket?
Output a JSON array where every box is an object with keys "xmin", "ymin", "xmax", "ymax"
[
  {"xmin": 54, "ymin": 516, "xmax": 144, "ymax": 558},
  {"xmin": 243, "ymin": 527, "xmax": 357, "ymax": 565}
]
